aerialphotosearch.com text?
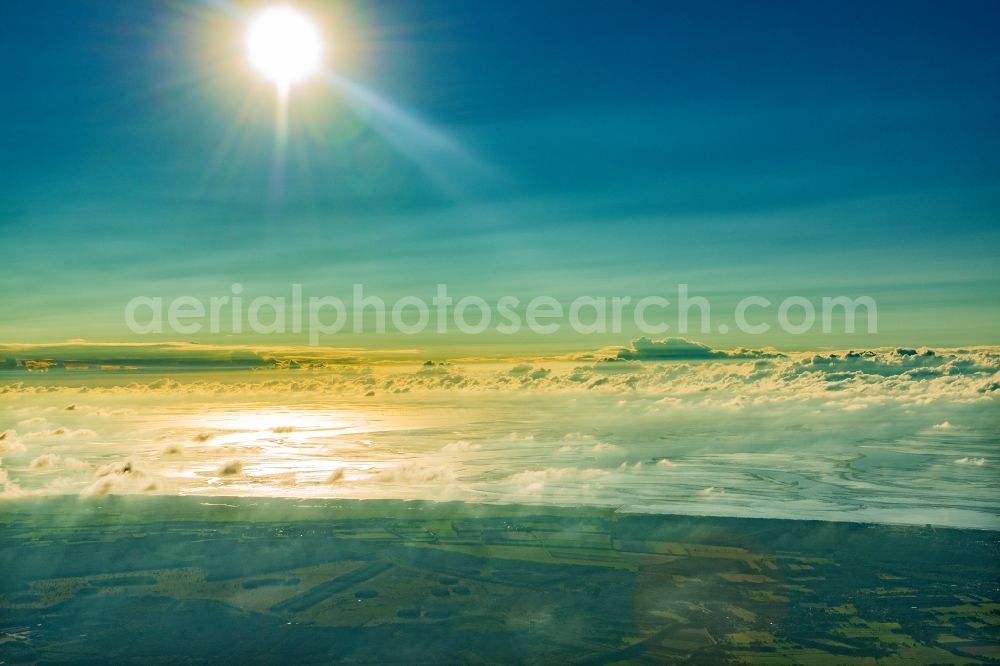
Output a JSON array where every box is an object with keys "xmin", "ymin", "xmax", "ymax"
[{"xmin": 124, "ymin": 283, "xmax": 877, "ymax": 345}]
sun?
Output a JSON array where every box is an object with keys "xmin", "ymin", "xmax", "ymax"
[{"xmin": 246, "ymin": 6, "xmax": 323, "ymax": 95}]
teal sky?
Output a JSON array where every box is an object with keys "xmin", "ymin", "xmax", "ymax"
[{"xmin": 2, "ymin": 0, "xmax": 999, "ymax": 352}]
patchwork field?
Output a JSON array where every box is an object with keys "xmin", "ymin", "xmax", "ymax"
[{"xmin": 1, "ymin": 497, "xmax": 997, "ymax": 663}]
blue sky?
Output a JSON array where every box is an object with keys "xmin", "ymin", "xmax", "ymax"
[{"xmin": 2, "ymin": 0, "xmax": 998, "ymax": 350}]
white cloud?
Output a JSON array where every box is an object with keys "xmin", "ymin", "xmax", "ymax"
[
  {"xmin": 29, "ymin": 453, "xmax": 61, "ymax": 470},
  {"xmin": 1, "ymin": 341, "xmax": 997, "ymax": 528},
  {"xmin": 503, "ymin": 467, "xmax": 606, "ymax": 494},
  {"xmin": 442, "ymin": 440, "xmax": 480, "ymax": 452},
  {"xmin": 81, "ymin": 458, "xmax": 162, "ymax": 497},
  {"xmin": 373, "ymin": 462, "xmax": 456, "ymax": 485},
  {"xmin": 0, "ymin": 430, "xmax": 25, "ymax": 455}
]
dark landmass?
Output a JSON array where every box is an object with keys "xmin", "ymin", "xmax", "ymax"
[{"xmin": 1, "ymin": 496, "xmax": 997, "ymax": 664}]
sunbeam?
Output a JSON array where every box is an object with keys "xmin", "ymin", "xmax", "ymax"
[{"xmin": 325, "ymin": 71, "xmax": 502, "ymax": 197}]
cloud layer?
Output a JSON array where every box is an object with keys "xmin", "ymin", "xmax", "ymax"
[{"xmin": 1, "ymin": 340, "xmax": 997, "ymax": 529}]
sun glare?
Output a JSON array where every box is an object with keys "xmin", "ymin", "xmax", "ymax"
[{"xmin": 246, "ymin": 6, "xmax": 323, "ymax": 95}]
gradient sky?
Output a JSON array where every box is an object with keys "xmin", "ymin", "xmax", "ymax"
[{"xmin": 2, "ymin": 0, "xmax": 999, "ymax": 352}]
